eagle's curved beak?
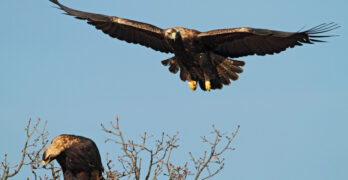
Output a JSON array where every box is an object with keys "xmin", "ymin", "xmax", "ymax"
[
  {"xmin": 42, "ymin": 151, "xmax": 51, "ymax": 167},
  {"xmin": 42, "ymin": 160, "xmax": 49, "ymax": 166},
  {"xmin": 42, "ymin": 159, "xmax": 51, "ymax": 168},
  {"xmin": 169, "ymin": 32, "xmax": 178, "ymax": 41}
]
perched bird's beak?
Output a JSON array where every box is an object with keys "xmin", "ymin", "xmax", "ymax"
[
  {"xmin": 42, "ymin": 151, "xmax": 51, "ymax": 167},
  {"xmin": 42, "ymin": 160, "xmax": 50, "ymax": 165},
  {"xmin": 42, "ymin": 161, "xmax": 50, "ymax": 166},
  {"xmin": 42, "ymin": 160, "xmax": 50, "ymax": 168}
]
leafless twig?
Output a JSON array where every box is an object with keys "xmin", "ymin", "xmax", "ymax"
[
  {"xmin": 101, "ymin": 117, "xmax": 239, "ymax": 180},
  {"xmin": 189, "ymin": 125, "xmax": 240, "ymax": 180},
  {"xmin": 101, "ymin": 117, "xmax": 184, "ymax": 180},
  {"xmin": 1, "ymin": 117, "xmax": 239, "ymax": 180},
  {"xmin": 0, "ymin": 118, "xmax": 62, "ymax": 180}
]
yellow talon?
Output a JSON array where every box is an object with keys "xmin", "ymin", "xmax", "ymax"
[
  {"xmin": 188, "ymin": 81, "xmax": 197, "ymax": 91},
  {"xmin": 205, "ymin": 81, "xmax": 211, "ymax": 91}
]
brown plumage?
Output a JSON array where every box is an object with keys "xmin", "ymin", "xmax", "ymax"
[
  {"xmin": 42, "ymin": 134, "xmax": 104, "ymax": 180},
  {"xmin": 50, "ymin": 0, "xmax": 339, "ymax": 91}
]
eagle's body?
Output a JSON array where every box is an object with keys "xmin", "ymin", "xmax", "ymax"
[
  {"xmin": 162, "ymin": 27, "xmax": 245, "ymax": 90},
  {"xmin": 50, "ymin": 0, "xmax": 338, "ymax": 91},
  {"xmin": 42, "ymin": 134, "xmax": 104, "ymax": 180}
]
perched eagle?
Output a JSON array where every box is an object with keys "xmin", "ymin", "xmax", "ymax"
[
  {"xmin": 42, "ymin": 134, "xmax": 104, "ymax": 180},
  {"xmin": 50, "ymin": 0, "xmax": 338, "ymax": 91}
]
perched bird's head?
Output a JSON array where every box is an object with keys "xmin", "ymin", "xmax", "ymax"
[
  {"xmin": 165, "ymin": 28, "xmax": 181, "ymax": 42},
  {"xmin": 42, "ymin": 134, "xmax": 81, "ymax": 166},
  {"xmin": 42, "ymin": 134, "xmax": 104, "ymax": 179}
]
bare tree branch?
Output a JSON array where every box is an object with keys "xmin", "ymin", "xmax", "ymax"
[
  {"xmin": 0, "ymin": 118, "xmax": 62, "ymax": 180},
  {"xmin": 191, "ymin": 125, "xmax": 240, "ymax": 180},
  {"xmin": 101, "ymin": 117, "xmax": 239, "ymax": 180},
  {"xmin": 2, "ymin": 117, "xmax": 239, "ymax": 180},
  {"xmin": 101, "ymin": 117, "xmax": 183, "ymax": 180}
]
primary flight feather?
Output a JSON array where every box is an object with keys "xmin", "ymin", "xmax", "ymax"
[{"xmin": 50, "ymin": 0, "xmax": 339, "ymax": 91}]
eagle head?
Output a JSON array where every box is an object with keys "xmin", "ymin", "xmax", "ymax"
[
  {"xmin": 165, "ymin": 28, "xmax": 181, "ymax": 42},
  {"xmin": 42, "ymin": 150, "xmax": 52, "ymax": 166},
  {"xmin": 42, "ymin": 134, "xmax": 80, "ymax": 166}
]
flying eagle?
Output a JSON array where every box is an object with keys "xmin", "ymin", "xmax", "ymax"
[
  {"xmin": 42, "ymin": 134, "xmax": 104, "ymax": 180},
  {"xmin": 50, "ymin": 0, "xmax": 339, "ymax": 91}
]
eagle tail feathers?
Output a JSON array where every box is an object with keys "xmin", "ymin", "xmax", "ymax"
[
  {"xmin": 195, "ymin": 54, "xmax": 245, "ymax": 91},
  {"xmin": 211, "ymin": 53, "xmax": 245, "ymax": 83},
  {"xmin": 162, "ymin": 55, "xmax": 245, "ymax": 90}
]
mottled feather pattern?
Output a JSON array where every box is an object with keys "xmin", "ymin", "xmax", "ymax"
[
  {"xmin": 43, "ymin": 134, "xmax": 104, "ymax": 180},
  {"xmin": 162, "ymin": 53, "xmax": 245, "ymax": 90},
  {"xmin": 50, "ymin": 0, "xmax": 338, "ymax": 91},
  {"xmin": 211, "ymin": 53, "xmax": 244, "ymax": 83}
]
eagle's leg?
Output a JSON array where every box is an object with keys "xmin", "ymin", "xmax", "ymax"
[
  {"xmin": 162, "ymin": 57, "xmax": 197, "ymax": 91},
  {"xmin": 187, "ymin": 68, "xmax": 200, "ymax": 91},
  {"xmin": 197, "ymin": 53, "xmax": 215, "ymax": 91},
  {"xmin": 180, "ymin": 62, "xmax": 198, "ymax": 91},
  {"xmin": 188, "ymin": 80, "xmax": 197, "ymax": 91},
  {"xmin": 180, "ymin": 64, "xmax": 197, "ymax": 91},
  {"xmin": 203, "ymin": 74, "xmax": 211, "ymax": 91}
]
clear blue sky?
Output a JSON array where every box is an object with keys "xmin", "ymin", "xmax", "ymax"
[{"xmin": 1, "ymin": 0, "xmax": 347, "ymax": 179}]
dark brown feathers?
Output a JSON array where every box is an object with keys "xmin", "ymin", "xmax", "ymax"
[
  {"xmin": 162, "ymin": 57, "xmax": 179, "ymax": 74},
  {"xmin": 50, "ymin": 0, "xmax": 338, "ymax": 91},
  {"xmin": 50, "ymin": 0, "xmax": 172, "ymax": 53},
  {"xmin": 42, "ymin": 134, "xmax": 104, "ymax": 180},
  {"xmin": 198, "ymin": 23, "xmax": 339, "ymax": 58}
]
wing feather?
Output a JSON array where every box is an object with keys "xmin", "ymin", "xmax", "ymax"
[
  {"xmin": 50, "ymin": 0, "xmax": 173, "ymax": 53},
  {"xmin": 198, "ymin": 23, "xmax": 339, "ymax": 58}
]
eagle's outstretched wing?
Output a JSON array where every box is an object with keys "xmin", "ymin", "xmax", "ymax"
[
  {"xmin": 198, "ymin": 23, "xmax": 339, "ymax": 58},
  {"xmin": 50, "ymin": 0, "xmax": 173, "ymax": 53}
]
